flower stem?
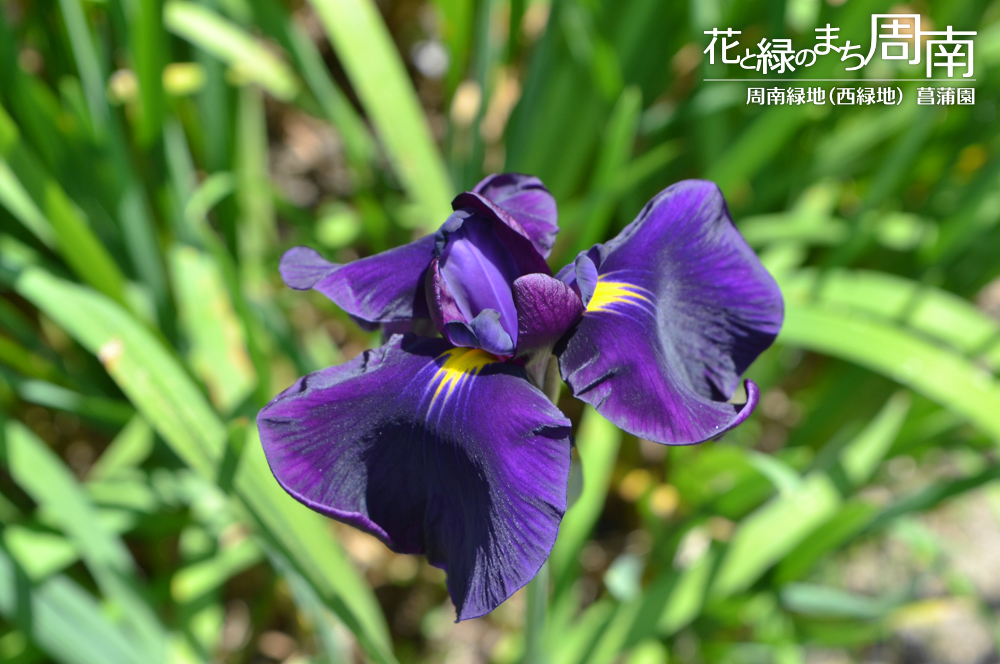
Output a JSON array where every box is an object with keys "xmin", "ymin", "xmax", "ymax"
[
  {"xmin": 523, "ymin": 354, "xmax": 560, "ymax": 663},
  {"xmin": 523, "ymin": 560, "xmax": 549, "ymax": 664},
  {"xmin": 542, "ymin": 354, "xmax": 562, "ymax": 404}
]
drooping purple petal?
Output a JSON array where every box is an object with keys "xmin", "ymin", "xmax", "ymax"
[
  {"xmin": 512, "ymin": 273, "xmax": 584, "ymax": 356},
  {"xmin": 279, "ymin": 237, "xmax": 435, "ymax": 323},
  {"xmin": 258, "ymin": 335, "xmax": 571, "ymax": 620},
  {"xmin": 435, "ymin": 210, "xmax": 521, "ymax": 348},
  {"xmin": 556, "ymin": 180, "xmax": 783, "ymax": 444},
  {"xmin": 466, "ymin": 173, "xmax": 559, "ymax": 258},
  {"xmin": 280, "ymin": 246, "xmax": 338, "ymax": 289}
]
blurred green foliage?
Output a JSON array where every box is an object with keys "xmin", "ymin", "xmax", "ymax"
[{"xmin": 0, "ymin": 0, "xmax": 999, "ymax": 661}]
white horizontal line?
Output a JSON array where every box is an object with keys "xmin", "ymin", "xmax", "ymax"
[{"xmin": 703, "ymin": 78, "xmax": 976, "ymax": 82}]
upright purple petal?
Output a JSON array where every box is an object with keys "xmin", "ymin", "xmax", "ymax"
[
  {"xmin": 451, "ymin": 193, "xmax": 552, "ymax": 277},
  {"xmin": 433, "ymin": 210, "xmax": 522, "ymax": 350},
  {"xmin": 279, "ymin": 237, "xmax": 435, "ymax": 323},
  {"xmin": 557, "ymin": 180, "xmax": 783, "ymax": 444},
  {"xmin": 468, "ymin": 173, "xmax": 559, "ymax": 258},
  {"xmin": 258, "ymin": 335, "xmax": 571, "ymax": 620}
]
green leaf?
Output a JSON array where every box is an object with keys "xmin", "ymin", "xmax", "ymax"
[
  {"xmin": 706, "ymin": 106, "xmax": 809, "ymax": 197},
  {"xmin": 308, "ymin": 0, "xmax": 453, "ymax": 231},
  {"xmin": 746, "ymin": 451, "xmax": 803, "ymax": 497},
  {"xmin": 16, "ymin": 267, "xmax": 223, "ymax": 478},
  {"xmin": 0, "ymin": 337, "xmax": 63, "ymax": 383},
  {"xmin": 712, "ymin": 473, "xmax": 842, "ymax": 598},
  {"xmin": 234, "ymin": 433, "xmax": 395, "ymax": 661},
  {"xmin": 171, "ymin": 537, "xmax": 263, "ymax": 603},
  {"xmin": 3, "ymin": 526, "xmax": 79, "ymax": 581},
  {"xmin": 781, "ymin": 583, "xmax": 902, "ymax": 620},
  {"xmin": 3, "ymin": 421, "xmax": 170, "ymax": 662},
  {"xmin": 163, "ymin": 1, "xmax": 299, "ymax": 101},
  {"xmin": 549, "ymin": 599, "xmax": 617, "ymax": 664},
  {"xmin": 56, "ymin": 0, "xmax": 109, "ymax": 134},
  {"xmin": 781, "ymin": 269, "xmax": 1000, "ymax": 357},
  {"xmin": 267, "ymin": 546, "xmax": 353, "ymax": 664},
  {"xmin": 0, "ymin": 158, "xmax": 56, "ymax": 248},
  {"xmin": 168, "ymin": 245, "xmax": 257, "ymax": 413},
  {"xmin": 184, "ymin": 172, "xmax": 237, "ymax": 229},
  {"xmin": 839, "ymin": 391, "xmax": 910, "ymax": 487},
  {"xmin": 0, "ymin": 544, "xmax": 146, "ymax": 664},
  {"xmin": 89, "ymin": 416, "xmax": 156, "ymax": 480},
  {"xmin": 14, "ymin": 268, "xmax": 396, "ymax": 664},
  {"xmin": 559, "ymin": 85, "xmax": 644, "ymax": 258},
  {"xmin": 780, "ymin": 302, "xmax": 1000, "ymax": 444},
  {"xmin": 0, "ymin": 105, "xmax": 126, "ymax": 305},
  {"xmin": 616, "ymin": 544, "xmax": 720, "ymax": 648},
  {"xmin": 773, "ymin": 500, "xmax": 879, "ymax": 585},
  {"xmin": 234, "ymin": 86, "xmax": 276, "ymax": 288},
  {"xmin": 245, "ymin": 0, "xmax": 375, "ymax": 169},
  {"xmin": 13, "ymin": 379, "xmax": 135, "ymax": 426},
  {"xmin": 549, "ymin": 407, "xmax": 622, "ymax": 595},
  {"xmin": 658, "ymin": 548, "xmax": 718, "ymax": 635}
]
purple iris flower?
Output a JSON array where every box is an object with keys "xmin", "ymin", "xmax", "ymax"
[{"xmin": 258, "ymin": 174, "xmax": 783, "ymax": 620}]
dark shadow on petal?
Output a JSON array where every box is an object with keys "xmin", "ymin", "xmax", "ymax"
[{"xmin": 258, "ymin": 335, "xmax": 571, "ymax": 621}]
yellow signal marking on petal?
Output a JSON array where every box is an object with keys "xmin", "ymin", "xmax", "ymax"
[
  {"xmin": 586, "ymin": 280, "xmax": 651, "ymax": 314},
  {"xmin": 430, "ymin": 347, "xmax": 498, "ymax": 407}
]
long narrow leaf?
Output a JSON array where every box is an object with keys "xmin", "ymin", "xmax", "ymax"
[
  {"xmin": 3, "ymin": 422, "xmax": 169, "ymax": 662},
  {"xmin": 164, "ymin": 1, "xmax": 299, "ymax": 101},
  {"xmin": 781, "ymin": 303, "xmax": 1000, "ymax": 444},
  {"xmin": 13, "ymin": 267, "xmax": 397, "ymax": 664},
  {"xmin": 0, "ymin": 544, "xmax": 145, "ymax": 664},
  {"xmin": 308, "ymin": 0, "xmax": 453, "ymax": 231}
]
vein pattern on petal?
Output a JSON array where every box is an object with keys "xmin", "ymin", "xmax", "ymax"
[
  {"xmin": 586, "ymin": 277, "xmax": 654, "ymax": 315},
  {"xmin": 430, "ymin": 347, "xmax": 499, "ymax": 407}
]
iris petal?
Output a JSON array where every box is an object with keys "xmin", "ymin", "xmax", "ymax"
[
  {"xmin": 279, "ymin": 238, "xmax": 435, "ymax": 324},
  {"xmin": 556, "ymin": 180, "xmax": 783, "ymax": 444},
  {"xmin": 258, "ymin": 335, "xmax": 571, "ymax": 620},
  {"xmin": 435, "ymin": 210, "xmax": 521, "ymax": 349},
  {"xmin": 471, "ymin": 173, "xmax": 559, "ymax": 258},
  {"xmin": 512, "ymin": 273, "xmax": 584, "ymax": 356}
]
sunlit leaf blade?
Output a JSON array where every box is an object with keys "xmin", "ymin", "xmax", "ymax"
[
  {"xmin": 0, "ymin": 105, "xmax": 126, "ymax": 305},
  {"xmin": 56, "ymin": 0, "xmax": 109, "ymax": 133},
  {"xmin": 712, "ymin": 474, "xmax": 842, "ymax": 597},
  {"xmin": 308, "ymin": 0, "xmax": 453, "ymax": 231},
  {"xmin": 235, "ymin": 86, "xmax": 276, "ymax": 288},
  {"xmin": 171, "ymin": 537, "xmax": 263, "ymax": 604},
  {"xmin": 3, "ymin": 421, "xmax": 170, "ymax": 662},
  {"xmin": 13, "ymin": 267, "xmax": 397, "ymax": 664},
  {"xmin": 839, "ymin": 392, "xmax": 910, "ymax": 487},
  {"xmin": 780, "ymin": 269, "xmax": 1000, "ymax": 356},
  {"xmin": 0, "ymin": 545, "xmax": 145, "ymax": 664},
  {"xmin": 549, "ymin": 408, "xmax": 622, "ymax": 594},
  {"xmin": 0, "ymin": 158, "xmax": 56, "ymax": 248},
  {"xmin": 89, "ymin": 416, "xmax": 156, "ymax": 481},
  {"xmin": 163, "ymin": 1, "xmax": 299, "ymax": 101},
  {"xmin": 13, "ymin": 379, "xmax": 134, "ymax": 426},
  {"xmin": 780, "ymin": 302, "xmax": 1000, "ymax": 444},
  {"xmin": 168, "ymin": 245, "xmax": 256, "ymax": 412}
]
